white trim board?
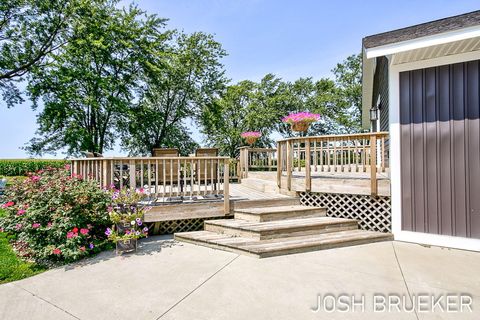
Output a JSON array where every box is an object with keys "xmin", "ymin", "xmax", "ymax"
[
  {"xmin": 366, "ymin": 25, "xmax": 480, "ymax": 59},
  {"xmin": 389, "ymin": 50, "xmax": 480, "ymax": 252},
  {"xmin": 395, "ymin": 232, "xmax": 480, "ymax": 252}
]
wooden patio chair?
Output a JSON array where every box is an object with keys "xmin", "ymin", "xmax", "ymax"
[
  {"xmin": 195, "ymin": 148, "xmax": 219, "ymax": 186},
  {"xmin": 153, "ymin": 148, "xmax": 180, "ymax": 186}
]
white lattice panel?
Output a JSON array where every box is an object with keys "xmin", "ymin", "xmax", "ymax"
[
  {"xmin": 157, "ymin": 217, "xmax": 219, "ymax": 234},
  {"xmin": 300, "ymin": 192, "xmax": 391, "ymax": 232}
]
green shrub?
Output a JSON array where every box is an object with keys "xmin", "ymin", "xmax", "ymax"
[
  {"xmin": 0, "ymin": 159, "xmax": 68, "ymax": 176},
  {"xmin": 0, "ymin": 167, "xmax": 112, "ymax": 265}
]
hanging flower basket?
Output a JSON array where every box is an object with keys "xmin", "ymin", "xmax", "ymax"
[
  {"xmin": 241, "ymin": 131, "xmax": 261, "ymax": 145},
  {"xmin": 291, "ymin": 121, "xmax": 311, "ymax": 132},
  {"xmin": 282, "ymin": 112, "xmax": 321, "ymax": 133}
]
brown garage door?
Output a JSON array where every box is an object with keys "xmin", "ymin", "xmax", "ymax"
[{"xmin": 400, "ymin": 60, "xmax": 480, "ymax": 239}]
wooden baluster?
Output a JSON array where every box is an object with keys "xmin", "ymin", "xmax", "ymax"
[
  {"xmin": 362, "ymin": 138, "xmax": 367, "ymax": 172},
  {"xmin": 204, "ymin": 158, "xmax": 207, "ymax": 195},
  {"xmin": 177, "ymin": 159, "xmax": 181, "ymax": 196},
  {"xmin": 119, "ymin": 160, "xmax": 123, "ymax": 190},
  {"xmin": 277, "ymin": 142, "xmax": 282, "ymax": 189},
  {"xmin": 216, "ymin": 159, "xmax": 220, "ymax": 195},
  {"xmin": 156, "ymin": 159, "xmax": 160, "ymax": 199},
  {"xmin": 223, "ymin": 160, "xmax": 230, "ymax": 214},
  {"xmin": 190, "ymin": 159, "xmax": 194, "ymax": 196},
  {"xmin": 320, "ymin": 140, "xmax": 324, "ymax": 172},
  {"xmin": 140, "ymin": 160, "xmax": 144, "ymax": 188},
  {"xmin": 313, "ymin": 140, "xmax": 318, "ymax": 172},
  {"xmin": 305, "ymin": 139, "xmax": 311, "ymax": 192},
  {"xmin": 147, "ymin": 160, "xmax": 151, "ymax": 194},
  {"xmin": 286, "ymin": 140, "xmax": 292, "ymax": 191},
  {"xmin": 370, "ymin": 135, "xmax": 378, "ymax": 196},
  {"xmin": 110, "ymin": 161, "xmax": 114, "ymax": 186},
  {"xmin": 381, "ymin": 135, "xmax": 386, "ymax": 172}
]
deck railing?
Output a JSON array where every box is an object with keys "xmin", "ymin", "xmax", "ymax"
[
  {"xmin": 71, "ymin": 156, "xmax": 231, "ymax": 213},
  {"xmin": 276, "ymin": 132, "xmax": 389, "ymax": 196},
  {"xmin": 238, "ymin": 147, "xmax": 277, "ymax": 179}
]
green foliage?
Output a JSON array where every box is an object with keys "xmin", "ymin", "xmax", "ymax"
[
  {"xmin": 0, "ymin": 159, "xmax": 68, "ymax": 176},
  {"xmin": 0, "ymin": 213, "xmax": 46, "ymax": 284},
  {"xmin": 119, "ymin": 31, "xmax": 227, "ymax": 156},
  {"xmin": 0, "ymin": 0, "xmax": 106, "ymax": 107},
  {"xmin": 0, "ymin": 167, "xmax": 112, "ymax": 265},
  {"xmin": 332, "ymin": 53, "xmax": 363, "ymax": 132},
  {"xmin": 26, "ymin": 2, "xmax": 169, "ymax": 156}
]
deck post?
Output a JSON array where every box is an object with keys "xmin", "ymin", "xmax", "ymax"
[
  {"xmin": 223, "ymin": 161, "xmax": 230, "ymax": 214},
  {"xmin": 305, "ymin": 138, "xmax": 311, "ymax": 192},
  {"xmin": 102, "ymin": 160, "xmax": 109, "ymax": 188},
  {"xmin": 370, "ymin": 135, "xmax": 378, "ymax": 196}
]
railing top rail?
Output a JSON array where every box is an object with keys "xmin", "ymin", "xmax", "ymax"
[
  {"xmin": 70, "ymin": 156, "xmax": 231, "ymax": 161},
  {"xmin": 277, "ymin": 131, "xmax": 389, "ymax": 143},
  {"xmin": 237, "ymin": 147, "xmax": 277, "ymax": 151}
]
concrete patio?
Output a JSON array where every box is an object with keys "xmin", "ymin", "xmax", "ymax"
[{"xmin": 0, "ymin": 236, "xmax": 478, "ymax": 320}]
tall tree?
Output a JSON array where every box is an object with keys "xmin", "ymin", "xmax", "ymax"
[
  {"xmin": 119, "ymin": 31, "xmax": 227, "ymax": 156},
  {"xmin": 25, "ymin": 2, "xmax": 167, "ymax": 155},
  {"xmin": 332, "ymin": 53, "xmax": 362, "ymax": 132},
  {"xmin": 0, "ymin": 0, "xmax": 101, "ymax": 107}
]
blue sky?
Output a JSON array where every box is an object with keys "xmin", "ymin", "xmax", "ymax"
[{"xmin": 1, "ymin": 0, "xmax": 479, "ymax": 158}]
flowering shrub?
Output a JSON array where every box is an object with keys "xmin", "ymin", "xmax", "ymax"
[
  {"xmin": 0, "ymin": 167, "xmax": 112, "ymax": 265},
  {"xmin": 282, "ymin": 112, "xmax": 321, "ymax": 124},
  {"xmin": 240, "ymin": 131, "xmax": 262, "ymax": 138},
  {"xmin": 105, "ymin": 188, "xmax": 150, "ymax": 242}
]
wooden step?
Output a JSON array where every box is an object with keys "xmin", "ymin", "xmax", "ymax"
[
  {"xmin": 234, "ymin": 205, "xmax": 326, "ymax": 222},
  {"xmin": 174, "ymin": 229, "xmax": 393, "ymax": 258},
  {"xmin": 205, "ymin": 217, "xmax": 358, "ymax": 240}
]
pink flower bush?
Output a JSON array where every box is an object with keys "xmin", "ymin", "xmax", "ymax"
[
  {"xmin": 240, "ymin": 131, "xmax": 261, "ymax": 138},
  {"xmin": 282, "ymin": 112, "xmax": 321, "ymax": 124},
  {"xmin": 2, "ymin": 201, "xmax": 14, "ymax": 208}
]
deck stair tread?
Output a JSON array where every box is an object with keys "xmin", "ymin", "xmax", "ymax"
[
  {"xmin": 175, "ymin": 229, "xmax": 393, "ymax": 258},
  {"xmin": 234, "ymin": 204, "xmax": 326, "ymax": 222},
  {"xmin": 235, "ymin": 205, "xmax": 324, "ymax": 215},
  {"xmin": 205, "ymin": 217, "xmax": 357, "ymax": 232}
]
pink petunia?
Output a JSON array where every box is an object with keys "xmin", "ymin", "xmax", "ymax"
[{"xmin": 80, "ymin": 228, "xmax": 89, "ymax": 235}]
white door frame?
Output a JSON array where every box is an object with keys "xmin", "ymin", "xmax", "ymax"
[{"xmin": 389, "ymin": 50, "xmax": 480, "ymax": 252}]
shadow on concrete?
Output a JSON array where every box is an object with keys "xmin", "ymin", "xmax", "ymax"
[{"xmin": 63, "ymin": 235, "xmax": 182, "ymax": 271}]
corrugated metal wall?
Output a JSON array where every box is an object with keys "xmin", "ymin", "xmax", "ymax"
[{"xmin": 400, "ymin": 60, "xmax": 480, "ymax": 239}]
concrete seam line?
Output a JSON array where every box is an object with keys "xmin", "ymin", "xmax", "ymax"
[
  {"xmin": 391, "ymin": 242, "xmax": 420, "ymax": 320},
  {"xmin": 156, "ymin": 254, "xmax": 240, "ymax": 319},
  {"xmin": 12, "ymin": 283, "xmax": 82, "ymax": 320}
]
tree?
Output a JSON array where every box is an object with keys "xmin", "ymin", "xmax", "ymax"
[
  {"xmin": 25, "ymin": 2, "xmax": 168, "ymax": 155},
  {"xmin": 119, "ymin": 31, "xmax": 227, "ymax": 156},
  {"xmin": 332, "ymin": 53, "xmax": 362, "ymax": 132},
  {"xmin": 0, "ymin": 0, "xmax": 102, "ymax": 107}
]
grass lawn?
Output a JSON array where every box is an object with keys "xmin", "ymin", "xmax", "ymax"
[{"xmin": 0, "ymin": 209, "xmax": 46, "ymax": 284}]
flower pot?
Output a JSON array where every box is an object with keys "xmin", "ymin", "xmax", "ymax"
[
  {"xmin": 116, "ymin": 239, "xmax": 137, "ymax": 254},
  {"xmin": 116, "ymin": 222, "xmax": 131, "ymax": 234},
  {"xmin": 291, "ymin": 121, "xmax": 310, "ymax": 132},
  {"xmin": 245, "ymin": 136, "xmax": 258, "ymax": 145}
]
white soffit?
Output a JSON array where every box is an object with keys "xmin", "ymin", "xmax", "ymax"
[
  {"xmin": 391, "ymin": 36, "xmax": 480, "ymax": 65},
  {"xmin": 365, "ymin": 25, "xmax": 480, "ymax": 59}
]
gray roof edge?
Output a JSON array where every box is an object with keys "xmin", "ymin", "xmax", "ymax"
[{"xmin": 363, "ymin": 10, "xmax": 480, "ymax": 49}]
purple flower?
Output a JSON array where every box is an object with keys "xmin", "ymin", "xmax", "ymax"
[
  {"xmin": 142, "ymin": 227, "xmax": 148, "ymax": 233},
  {"xmin": 89, "ymin": 243, "xmax": 94, "ymax": 249},
  {"xmin": 105, "ymin": 228, "xmax": 112, "ymax": 236},
  {"xmin": 135, "ymin": 231, "xmax": 140, "ymax": 236},
  {"xmin": 136, "ymin": 218, "xmax": 142, "ymax": 226}
]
